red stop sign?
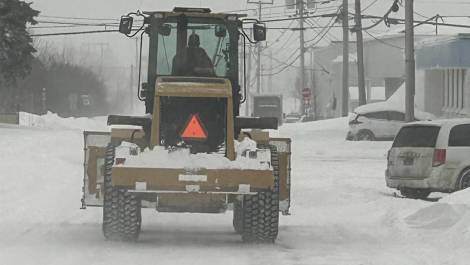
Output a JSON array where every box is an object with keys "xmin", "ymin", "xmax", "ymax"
[{"xmin": 302, "ymin": 88, "xmax": 311, "ymax": 99}]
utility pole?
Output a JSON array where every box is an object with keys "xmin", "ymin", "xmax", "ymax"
[
  {"xmin": 355, "ymin": 0, "xmax": 366, "ymax": 106},
  {"xmin": 248, "ymin": 0, "xmax": 273, "ymax": 95},
  {"xmin": 341, "ymin": 0, "xmax": 349, "ymax": 116},
  {"xmin": 310, "ymin": 49, "xmax": 317, "ymax": 118},
  {"xmin": 257, "ymin": 2, "xmax": 262, "ymax": 94},
  {"xmin": 299, "ymin": 0, "xmax": 306, "ymax": 101},
  {"xmin": 405, "ymin": 0, "xmax": 415, "ymax": 121}
]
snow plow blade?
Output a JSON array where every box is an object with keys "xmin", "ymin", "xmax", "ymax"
[{"xmin": 111, "ymin": 167, "xmax": 275, "ymax": 194}]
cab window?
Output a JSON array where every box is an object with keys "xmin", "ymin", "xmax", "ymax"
[{"xmin": 156, "ymin": 19, "xmax": 231, "ymax": 77}]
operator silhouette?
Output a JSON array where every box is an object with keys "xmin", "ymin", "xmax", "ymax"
[{"xmin": 172, "ymin": 33, "xmax": 216, "ymax": 77}]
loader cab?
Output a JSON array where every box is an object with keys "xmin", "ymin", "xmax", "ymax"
[
  {"xmin": 146, "ymin": 9, "xmax": 242, "ymax": 115},
  {"xmin": 118, "ymin": 8, "xmax": 266, "ymax": 117}
]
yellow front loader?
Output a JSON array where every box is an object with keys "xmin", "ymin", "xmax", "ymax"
[{"xmin": 81, "ymin": 7, "xmax": 291, "ymax": 243}]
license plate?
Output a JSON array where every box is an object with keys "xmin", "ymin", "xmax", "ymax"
[{"xmin": 403, "ymin": 157, "xmax": 414, "ymax": 165}]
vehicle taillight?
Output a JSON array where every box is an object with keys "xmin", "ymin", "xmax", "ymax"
[
  {"xmin": 387, "ymin": 149, "xmax": 394, "ymax": 167},
  {"xmin": 432, "ymin": 149, "xmax": 446, "ymax": 167}
]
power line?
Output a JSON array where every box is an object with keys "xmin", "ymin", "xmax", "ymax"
[
  {"xmin": 355, "ymin": 0, "xmax": 399, "ymax": 31},
  {"xmin": 361, "ymin": 14, "xmax": 470, "ymax": 29},
  {"xmin": 413, "ymin": 10, "xmax": 430, "ymax": 19},
  {"xmin": 363, "ymin": 30, "xmax": 404, "ymax": 50},
  {"xmin": 36, "ymin": 20, "xmax": 117, "ymax": 27},
  {"xmin": 261, "ymin": 12, "xmax": 339, "ymax": 23},
  {"xmin": 39, "ymin": 15, "xmax": 118, "ymax": 21},
  {"xmin": 30, "ymin": 25, "xmax": 89, "ymax": 29},
  {"xmin": 362, "ymin": 0, "xmax": 381, "ymax": 12},
  {"xmin": 262, "ymin": 17, "xmax": 336, "ymax": 76},
  {"xmin": 305, "ymin": 14, "xmax": 338, "ymax": 44},
  {"xmin": 224, "ymin": 0, "xmax": 339, "ymax": 13},
  {"xmin": 31, "ymin": 29, "xmax": 118, "ymax": 37},
  {"xmin": 306, "ymin": 18, "xmax": 339, "ymax": 41},
  {"xmin": 269, "ymin": 19, "xmax": 295, "ymax": 46},
  {"xmin": 270, "ymin": 31, "xmax": 298, "ymax": 53}
]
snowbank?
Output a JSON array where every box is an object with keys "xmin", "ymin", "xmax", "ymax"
[
  {"xmin": 3, "ymin": 110, "xmax": 470, "ymax": 264},
  {"xmin": 405, "ymin": 189, "xmax": 470, "ymax": 229},
  {"xmin": 19, "ymin": 111, "xmax": 108, "ymax": 131}
]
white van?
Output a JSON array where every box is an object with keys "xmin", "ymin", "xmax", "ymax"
[{"xmin": 386, "ymin": 119, "xmax": 470, "ymax": 199}]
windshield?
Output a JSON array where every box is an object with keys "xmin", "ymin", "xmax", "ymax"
[
  {"xmin": 393, "ymin": 126, "xmax": 441, "ymax": 148},
  {"xmin": 156, "ymin": 19, "xmax": 231, "ymax": 78}
]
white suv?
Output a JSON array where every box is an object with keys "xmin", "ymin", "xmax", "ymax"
[
  {"xmin": 347, "ymin": 107, "xmax": 434, "ymax": 141},
  {"xmin": 386, "ymin": 119, "xmax": 470, "ymax": 199}
]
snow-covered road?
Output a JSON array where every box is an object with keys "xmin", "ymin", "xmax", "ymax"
[{"xmin": 1, "ymin": 114, "xmax": 469, "ymax": 265}]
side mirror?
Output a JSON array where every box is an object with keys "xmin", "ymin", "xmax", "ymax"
[
  {"xmin": 157, "ymin": 24, "xmax": 172, "ymax": 36},
  {"xmin": 119, "ymin": 16, "xmax": 133, "ymax": 35},
  {"xmin": 215, "ymin": 25, "xmax": 227, "ymax": 38},
  {"xmin": 253, "ymin": 23, "xmax": 266, "ymax": 42}
]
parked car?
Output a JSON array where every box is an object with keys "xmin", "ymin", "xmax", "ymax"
[
  {"xmin": 385, "ymin": 119, "xmax": 470, "ymax": 199},
  {"xmin": 346, "ymin": 103, "xmax": 434, "ymax": 141}
]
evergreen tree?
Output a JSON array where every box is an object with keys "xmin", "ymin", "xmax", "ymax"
[{"xmin": 0, "ymin": 0, "xmax": 39, "ymax": 84}]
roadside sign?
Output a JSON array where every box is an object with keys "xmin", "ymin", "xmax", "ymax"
[{"xmin": 301, "ymin": 88, "xmax": 311, "ymax": 99}]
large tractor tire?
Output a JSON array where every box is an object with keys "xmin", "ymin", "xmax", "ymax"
[
  {"xmin": 241, "ymin": 145, "xmax": 280, "ymax": 243},
  {"xmin": 233, "ymin": 200, "xmax": 243, "ymax": 234},
  {"xmin": 102, "ymin": 144, "xmax": 142, "ymax": 241}
]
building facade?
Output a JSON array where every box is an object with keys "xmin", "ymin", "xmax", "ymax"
[
  {"xmin": 416, "ymin": 34, "xmax": 470, "ymax": 118},
  {"xmin": 312, "ymin": 34, "xmax": 432, "ymax": 119}
]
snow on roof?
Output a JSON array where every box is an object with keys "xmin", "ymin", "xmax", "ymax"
[
  {"xmin": 354, "ymin": 83, "xmax": 435, "ymax": 120},
  {"xmin": 415, "ymin": 35, "xmax": 459, "ymax": 49},
  {"xmin": 406, "ymin": 118, "xmax": 470, "ymax": 127}
]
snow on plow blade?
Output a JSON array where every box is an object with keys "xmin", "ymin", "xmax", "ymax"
[
  {"xmin": 111, "ymin": 166, "xmax": 275, "ymax": 194},
  {"xmin": 81, "ymin": 131, "xmax": 277, "ymax": 208}
]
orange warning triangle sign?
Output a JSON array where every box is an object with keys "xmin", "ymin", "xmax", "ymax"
[{"xmin": 181, "ymin": 114, "xmax": 208, "ymax": 140}]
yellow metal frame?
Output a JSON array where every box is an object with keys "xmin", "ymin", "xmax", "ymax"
[
  {"xmin": 111, "ymin": 167, "xmax": 274, "ymax": 192},
  {"xmin": 150, "ymin": 77, "xmax": 235, "ymax": 160}
]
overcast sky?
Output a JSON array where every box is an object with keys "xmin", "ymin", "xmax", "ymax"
[{"xmin": 28, "ymin": 0, "xmax": 470, "ymax": 98}]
